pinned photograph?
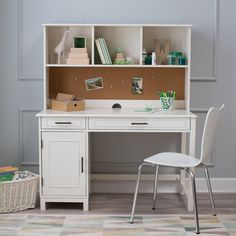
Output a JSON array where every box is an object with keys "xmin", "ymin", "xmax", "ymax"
[
  {"xmin": 132, "ymin": 77, "xmax": 143, "ymax": 95},
  {"xmin": 85, "ymin": 77, "xmax": 104, "ymax": 91}
]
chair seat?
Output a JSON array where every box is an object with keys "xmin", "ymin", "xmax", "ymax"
[{"xmin": 144, "ymin": 152, "xmax": 200, "ymax": 168}]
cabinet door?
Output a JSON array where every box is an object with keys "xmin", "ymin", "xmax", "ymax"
[{"xmin": 42, "ymin": 132, "xmax": 86, "ymax": 196}]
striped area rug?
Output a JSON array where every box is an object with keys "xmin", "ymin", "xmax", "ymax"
[{"xmin": 0, "ymin": 214, "xmax": 235, "ymax": 235}]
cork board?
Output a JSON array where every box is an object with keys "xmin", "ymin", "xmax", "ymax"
[{"xmin": 49, "ymin": 67, "xmax": 185, "ymax": 100}]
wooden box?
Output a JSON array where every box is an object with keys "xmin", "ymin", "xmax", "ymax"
[{"xmin": 51, "ymin": 99, "xmax": 85, "ymax": 112}]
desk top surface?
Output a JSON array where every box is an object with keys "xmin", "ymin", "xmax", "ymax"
[{"xmin": 36, "ymin": 109, "xmax": 197, "ymax": 118}]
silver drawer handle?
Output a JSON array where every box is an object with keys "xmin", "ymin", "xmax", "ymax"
[
  {"xmin": 131, "ymin": 122, "xmax": 148, "ymax": 125},
  {"xmin": 55, "ymin": 122, "xmax": 72, "ymax": 125}
]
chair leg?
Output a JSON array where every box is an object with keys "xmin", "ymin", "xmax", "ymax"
[
  {"xmin": 188, "ymin": 169, "xmax": 200, "ymax": 234},
  {"xmin": 130, "ymin": 163, "xmax": 146, "ymax": 223},
  {"xmin": 152, "ymin": 165, "xmax": 159, "ymax": 210},
  {"xmin": 203, "ymin": 165, "xmax": 216, "ymax": 216}
]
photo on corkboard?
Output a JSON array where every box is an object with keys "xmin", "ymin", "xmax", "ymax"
[
  {"xmin": 132, "ymin": 77, "xmax": 143, "ymax": 95},
  {"xmin": 85, "ymin": 77, "xmax": 104, "ymax": 91}
]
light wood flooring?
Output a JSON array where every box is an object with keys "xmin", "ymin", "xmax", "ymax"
[{"xmin": 18, "ymin": 193, "xmax": 236, "ymax": 215}]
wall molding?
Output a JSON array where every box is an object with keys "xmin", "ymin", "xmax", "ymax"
[
  {"xmin": 18, "ymin": 0, "xmax": 43, "ymax": 81},
  {"xmin": 191, "ymin": 0, "xmax": 219, "ymax": 82},
  {"xmin": 18, "ymin": 0, "xmax": 219, "ymax": 82},
  {"xmin": 18, "ymin": 109, "xmax": 40, "ymax": 165}
]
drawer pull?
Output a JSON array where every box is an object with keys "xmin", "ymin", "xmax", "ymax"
[
  {"xmin": 81, "ymin": 157, "xmax": 84, "ymax": 173},
  {"xmin": 131, "ymin": 122, "xmax": 148, "ymax": 125},
  {"xmin": 54, "ymin": 122, "xmax": 72, "ymax": 125}
]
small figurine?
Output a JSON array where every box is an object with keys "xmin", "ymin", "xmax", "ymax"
[
  {"xmin": 54, "ymin": 29, "xmax": 70, "ymax": 64},
  {"xmin": 114, "ymin": 48, "xmax": 125, "ymax": 64}
]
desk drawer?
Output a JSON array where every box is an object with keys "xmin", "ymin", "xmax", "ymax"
[
  {"xmin": 42, "ymin": 117, "xmax": 85, "ymax": 129},
  {"xmin": 89, "ymin": 117, "xmax": 190, "ymax": 130}
]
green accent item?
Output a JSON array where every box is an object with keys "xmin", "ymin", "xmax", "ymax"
[
  {"xmin": 0, "ymin": 174, "xmax": 14, "ymax": 182},
  {"xmin": 160, "ymin": 97, "xmax": 175, "ymax": 110},
  {"xmin": 178, "ymin": 56, "xmax": 186, "ymax": 65},
  {"xmin": 145, "ymin": 54, "xmax": 152, "ymax": 65},
  {"xmin": 159, "ymin": 90, "xmax": 176, "ymax": 110},
  {"xmin": 170, "ymin": 51, "xmax": 182, "ymax": 57},
  {"xmin": 74, "ymin": 37, "xmax": 86, "ymax": 48},
  {"xmin": 167, "ymin": 54, "xmax": 176, "ymax": 65},
  {"xmin": 116, "ymin": 48, "xmax": 123, "ymax": 53}
]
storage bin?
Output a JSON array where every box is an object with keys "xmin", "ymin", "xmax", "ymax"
[
  {"xmin": 51, "ymin": 99, "xmax": 85, "ymax": 112},
  {"xmin": 0, "ymin": 172, "xmax": 39, "ymax": 213}
]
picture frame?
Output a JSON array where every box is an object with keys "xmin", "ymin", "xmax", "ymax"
[
  {"xmin": 85, "ymin": 77, "xmax": 104, "ymax": 91},
  {"xmin": 74, "ymin": 36, "xmax": 86, "ymax": 48},
  {"xmin": 132, "ymin": 77, "xmax": 143, "ymax": 95}
]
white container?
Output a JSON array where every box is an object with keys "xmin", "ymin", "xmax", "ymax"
[
  {"xmin": 151, "ymin": 52, "xmax": 156, "ymax": 65},
  {"xmin": 160, "ymin": 97, "xmax": 175, "ymax": 110}
]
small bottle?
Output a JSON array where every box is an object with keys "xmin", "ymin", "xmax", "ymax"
[
  {"xmin": 151, "ymin": 52, "xmax": 156, "ymax": 65},
  {"xmin": 142, "ymin": 48, "xmax": 147, "ymax": 65}
]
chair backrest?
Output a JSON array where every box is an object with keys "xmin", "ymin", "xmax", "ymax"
[{"xmin": 200, "ymin": 104, "xmax": 224, "ymax": 164}]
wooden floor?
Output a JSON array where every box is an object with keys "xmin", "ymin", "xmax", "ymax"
[{"xmin": 19, "ymin": 193, "xmax": 236, "ymax": 215}]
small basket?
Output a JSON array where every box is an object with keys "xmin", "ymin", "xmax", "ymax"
[
  {"xmin": 0, "ymin": 172, "xmax": 39, "ymax": 213},
  {"xmin": 160, "ymin": 97, "xmax": 175, "ymax": 111}
]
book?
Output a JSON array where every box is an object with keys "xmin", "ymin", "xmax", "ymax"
[
  {"xmin": 0, "ymin": 171, "xmax": 15, "ymax": 176},
  {"xmin": 95, "ymin": 39, "xmax": 105, "ymax": 64},
  {"xmin": 0, "ymin": 166, "xmax": 18, "ymax": 173},
  {"xmin": 98, "ymin": 38, "xmax": 108, "ymax": 64},
  {"xmin": 99, "ymin": 38, "xmax": 112, "ymax": 64},
  {"xmin": 0, "ymin": 174, "xmax": 14, "ymax": 182}
]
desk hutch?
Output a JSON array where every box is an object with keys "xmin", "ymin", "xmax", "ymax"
[{"xmin": 36, "ymin": 24, "xmax": 196, "ymax": 211}]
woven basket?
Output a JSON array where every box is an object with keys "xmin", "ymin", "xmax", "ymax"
[{"xmin": 0, "ymin": 173, "xmax": 39, "ymax": 213}]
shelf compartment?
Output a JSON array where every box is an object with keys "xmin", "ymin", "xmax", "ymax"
[
  {"xmin": 143, "ymin": 26, "xmax": 191, "ymax": 66},
  {"xmin": 94, "ymin": 26, "xmax": 141, "ymax": 65},
  {"xmin": 45, "ymin": 26, "xmax": 93, "ymax": 65}
]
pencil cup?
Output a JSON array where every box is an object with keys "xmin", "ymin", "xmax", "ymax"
[{"xmin": 160, "ymin": 97, "xmax": 175, "ymax": 110}]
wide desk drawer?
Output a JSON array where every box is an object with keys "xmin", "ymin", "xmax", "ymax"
[
  {"xmin": 42, "ymin": 117, "xmax": 85, "ymax": 129},
  {"xmin": 89, "ymin": 117, "xmax": 190, "ymax": 130}
]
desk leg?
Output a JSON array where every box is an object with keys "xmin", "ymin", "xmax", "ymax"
[
  {"xmin": 187, "ymin": 117, "xmax": 196, "ymax": 211},
  {"xmin": 180, "ymin": 133, "xmax": 187, "ymax": 195}
]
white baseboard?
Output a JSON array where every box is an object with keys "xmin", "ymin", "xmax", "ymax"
[
  {"xmin": 196, "ymin": 178, "xmax": 236, "ymax": 193},
  {"xmin": 91, "ymin": 178, "xmax": 236, "ymax": 193}
]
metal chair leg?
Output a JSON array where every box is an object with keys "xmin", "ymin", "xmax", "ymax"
[
  {"xmin": 203, "ymin": 164, "xmax": 216, "ymax": 216},
  {"xmin": 188, "ymin": 169, "xmax": 200, "ymax": 234},
  {"xmin": 130, "ymin": 163, "xmax": 147, "ymax": 223},
  {"xmin": 152, "ymin": 165, "xmax": 159, "ymax": 210}
]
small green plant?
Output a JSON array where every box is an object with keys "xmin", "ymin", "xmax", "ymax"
[
  {"xmin": 159, "ymin": 90, "xmax": 176, "ymax": 98},
  {"xmin": 159, "ymin": 90, "xmax": 176, "ymax": 110}
]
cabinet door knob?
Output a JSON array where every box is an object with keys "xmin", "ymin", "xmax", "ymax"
[{"xmin": 81, "ymin": 157, "xmax": 84, "ymax": 173}]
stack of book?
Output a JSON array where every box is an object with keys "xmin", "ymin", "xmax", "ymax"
[
  {"xmin": 95, "ymin": 38, "xmax": 112, "ymax": 64},
  {"xmin": 66, "ymin": 48, "xmax": 90, "ymax": 65},
  {"xmin": 0, "ymin": 166, "xmax": 18, "ymax": 182}
]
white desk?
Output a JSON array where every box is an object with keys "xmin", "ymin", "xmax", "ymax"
[{"xmin": 37, "ymin": 108, "xmax": 197, "ymax": 211}]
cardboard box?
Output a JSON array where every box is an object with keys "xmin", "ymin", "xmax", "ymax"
[
  {"xmin": 51, "ymin": 99, "xmax": 85, "ymax": 112},
  {"xmin": 56, "ymin": 93, "xmax": 75, "ymax": 101}
]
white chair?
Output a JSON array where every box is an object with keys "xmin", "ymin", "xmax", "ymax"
[{"xmin": 130, "ymin": 105, "xmax": 224, "ymax": 234}]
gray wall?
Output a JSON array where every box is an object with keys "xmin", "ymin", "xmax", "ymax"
[{"xmin": 0, "ymin": 0, "xmax": 235, "ymax": 178}]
